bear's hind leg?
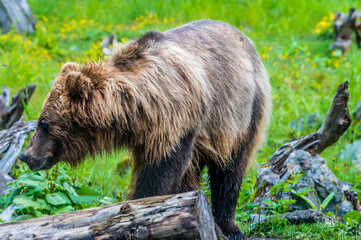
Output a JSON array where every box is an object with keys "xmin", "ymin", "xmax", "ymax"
[
  {"xmin": 209, "ymin": 148, "xmax": 247, "ymax": 240},
  {"xmin": 131, "ymin": 131, "xmax": 196, "ymax": 200},
  {"xmin": 178, "ymin": 160, "xmax": 205, "ymax": 193}
]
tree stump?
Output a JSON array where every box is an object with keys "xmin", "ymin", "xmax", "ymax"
[{"xmin": 0, "ymin": 191, "xmax": 217, "ymax": 240}]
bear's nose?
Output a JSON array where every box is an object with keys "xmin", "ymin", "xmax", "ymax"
[{"xmin": 20, "ymin": 153, "xmax": 28, "ymax": 163}]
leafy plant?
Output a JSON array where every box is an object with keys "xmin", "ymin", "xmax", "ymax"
[
  {"xmin": 320, "ymin": 192, "xmax": 335, "ymax": 212},
  {"xmin": 331, "ymin": 211, "xmax": 361, "ymax": 236},
  {"xmin": 294, "ymin": 190, "xmax": 335, "ymax": 213},
  {"xmin": 1, "ymin": 164, "xmax": 116, "ymax": 222},
  {"xmin": 261, "ymin": 173, "xmax": 309, "ymax": 214}
]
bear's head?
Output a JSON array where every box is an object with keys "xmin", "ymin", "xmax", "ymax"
[{"xmin": 20, "ymin": 62, "xmax": 117, "ymax": 170}]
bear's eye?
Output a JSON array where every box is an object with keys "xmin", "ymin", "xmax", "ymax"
[{"xmin": 39, "ymin": 119, "xmax": 49, "ymax": 130}]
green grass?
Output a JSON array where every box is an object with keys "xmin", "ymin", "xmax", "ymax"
[
  {"xmin": 242, "ymin": 222, "xmax": 360, "ymax": 240},
  {"xmin": 1, "ymin": 0, "xmax": 361, "ymax": 238}
]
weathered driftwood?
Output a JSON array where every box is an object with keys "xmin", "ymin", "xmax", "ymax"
[
  {"xmin": 331, "ymin": 8, "xmax": 361, "ymax": 52},
  {"xmin": 251, "ymin": 209, "xmax": 329, "ymax": 225},
  {"xmin": 0, "ymin": 169, "xmax": 12, "ymax": 194},
  {"xmin": 0, "ymin": 191, "xmax": 217, "ymax": 240},
  {"xmin": 0, "ymin": 0, "xmax": 36, "ymax": 33},
  {"xmin": 268, "ymin": 82, "xmax": 351, "ymax": 173},
  {"xmin": 0, "ymin": 85, "xmax": 36, "ymax": 129},
  {"xmin": 254, "ymin": 82, "xmax": 355, "ymax": 217},
  {"xmin": 0, "ymin": 120, "xmax": 37, "ymax": 174}
]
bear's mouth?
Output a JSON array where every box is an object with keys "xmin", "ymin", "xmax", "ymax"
[{"xmin": 20, "ymin": 154, "xmax": 54, "ymax": 171}]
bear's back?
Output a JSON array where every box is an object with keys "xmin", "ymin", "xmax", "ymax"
[{"xmin": 110, "ymin": 20, "xmax": 271, "ymax": 164}]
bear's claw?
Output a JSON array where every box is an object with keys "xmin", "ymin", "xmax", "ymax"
[{"xmin": 224, "ymin": 230, "xmax": 246, "ymax": 240}]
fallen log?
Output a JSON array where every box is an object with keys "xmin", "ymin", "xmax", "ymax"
[
  {"xmin": 0, "ymin": 85, "xmax": 36, "ymax": 129},
  {"xmin": 0, "ymin": 190, "xmax": 217, "ymax": 240}
]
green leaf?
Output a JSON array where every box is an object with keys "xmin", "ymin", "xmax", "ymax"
[
  {"xmin": 262, "ymin": 199, "xmax": 275, "ymax": 206},
  {"xmin": 46, "ymin": 192, "xmax": 71, "ymax": 206},
  {"xmin": 283, "ymin": 184, "xmax": 291, "ymax": 189},
  {"xmin": 4, "ymin": 187, "xmax": 22, "ymax": 207},
  {"xmin": 35, "ymin": 199, "xmax": 52, "ymax": 211},
  {"xmin": 330, "ymin": 222, "xmax": 347, "ymax": 232},
  {"xmin": 291, "ymin": 188, "xmax": 314, "ymax": 197},
  {"xmin": 346, "ymin": 218, "xmax": 355, "ymax": 226},
  {"xmin": 69, "ymin": 186, "xmax": 103, "ymax": 205},
  {"xmin": 18, "ymin": 179, "xmax": 47, "ymax": 191},
  {"xmin": 298, "ymin": 188, "xmax": 315, "ymax": 194},
  {"xmin": 99, "ymin": 197, "xmax": 117, "ymax": 205},
  {"xmin": 278, "ymin": 199, "xmax": 296, "ymax": 205},
  {"xmin": 13, "ymin": 214, "xmax": 34, "ymax": 222},
  {"xmin": 75, "ymin": 185, "xmax": 102, "ymax": 196},
  {"xmin": 270, "ymin": 183, "xmax": 282, "ymax": 195},
  {"xmin": 32, "ymin": 209, "xmax": 45, "ymax": 218},
  {"xmin": 19, "ymin": 172, "xmax": 46, "ymax": 182},
  {"xmin": 244, "ymin": 203, "xmax": 259, "ymax": 210},
  {"xmin": 343, "ymin": 211, "xmax": 361, "ymax": 224},
  {"xmin": 300, "ymin": 195, "xmax": 317, "ymax": 210},
  {"xmin": 13, "ymin": 195, "xmax": 51, "ymax": 211},
  {"xmin": 63, "ymin": 181, "xmax": 78, "ymax": 196},
  {"xmin": 69, "ymin": 194, "xmax": 102, "ymax": 205},
  {"xmin": 53, "ymin": 205, "xmax": 75, "ymax": 214},
  {"xmin": 320, "ymin": 192, "xmax": 334, "ymax": 211}
]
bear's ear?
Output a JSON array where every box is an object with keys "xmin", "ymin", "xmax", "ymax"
[
  {"xmin": 61, "ymin": 62, "xmax": 80, "ymax": 75},
  {"xmin": 65, "ymin": 73, "xmax": 92, "ymax": 101}
]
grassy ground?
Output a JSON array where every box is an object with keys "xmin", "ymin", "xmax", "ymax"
[{"xmin": 1, "ymin": 0, "xmax": 361, "ymax": 238}]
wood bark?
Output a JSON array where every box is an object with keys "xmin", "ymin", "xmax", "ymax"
[
  {"xmin": 315, "ymin": 81, "xmax": 351, "ymax": 153},
  {"xmin": 0, "ymin": 85, "xmax": 36, "ymax": 130},
  {"xmin": 0, "ymin": 168, "xmax": 12, "ymax": 194},
  {"xmin": 0, "ymin": 0, "xmax": 36, "ymax": 33},
  {"xmin": 0, "ymin": 120, "xmax": 37, "ymax": 174},
  {"xmin": 0, "ymin": 191, "xmax": 217, "ymax": 240},
  {"xmin": 268, "ymin": 82, "xmax": 351, "ymax": 173}
]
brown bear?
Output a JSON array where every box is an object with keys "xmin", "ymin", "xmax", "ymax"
[{"xmin": 20, "ymin": 20, "xmax": 271, "ymax": 239}]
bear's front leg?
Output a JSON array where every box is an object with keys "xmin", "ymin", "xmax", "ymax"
[{"xmin": 131, "ymin": 131, "xmax": 195, "ymax": 200}]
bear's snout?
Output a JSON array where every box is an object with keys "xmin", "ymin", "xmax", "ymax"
[
  {"xmin": 19, "ymin": 152, "xmax": 52, "ymax": 171},
  {"xmin": 19, "ymin": 152, "xmax": 28, "ymax": 163}
]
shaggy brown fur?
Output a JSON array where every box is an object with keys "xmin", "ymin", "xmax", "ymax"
[{"xmin": 21, "ymin": 20, "xmax": 271, "ymax": 239}]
